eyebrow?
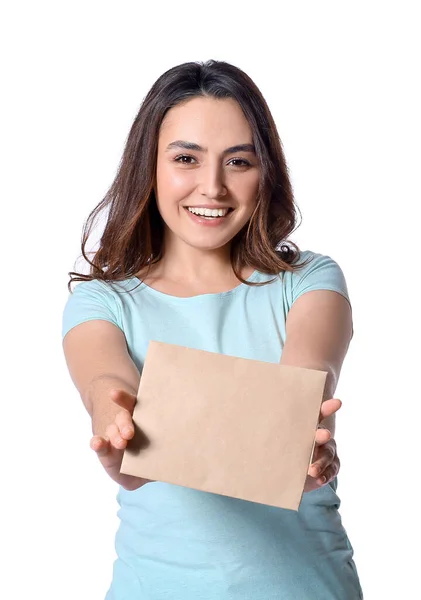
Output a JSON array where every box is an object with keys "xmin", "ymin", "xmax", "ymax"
[{"xmin": 166, "ymin": 140, "xmax": 256, "ymax": 155}]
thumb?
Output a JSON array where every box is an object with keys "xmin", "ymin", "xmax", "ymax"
[
  {"xmin": 109, "ymin": 388, "xmax": 137, "ymax": 414},
  {"xmin": 319, "ymin": 398, "xmax": 342, "ymax": 422}
]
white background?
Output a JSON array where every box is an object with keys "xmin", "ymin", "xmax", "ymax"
[{"xmin": 2, "ymin": 2, "xmax": 420, "ymax": 598}]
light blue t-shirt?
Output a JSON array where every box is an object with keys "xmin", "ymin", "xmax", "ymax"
[{"xmin": 62, "ymin": 251, "xmax": 363, "ymax": 600}]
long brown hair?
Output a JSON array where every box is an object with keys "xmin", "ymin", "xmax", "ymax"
[{"xmin": 68, "ymin": 60, "xmax": 307, "ymax": 291}]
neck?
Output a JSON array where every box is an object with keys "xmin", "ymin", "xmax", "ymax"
[
  {"xmin": 138, "ymin": 234, "xmax": 255, "ymax": 297},
  {"xmin": 157, "ymin": 238, "xmax": 234, "ymax": 285}
]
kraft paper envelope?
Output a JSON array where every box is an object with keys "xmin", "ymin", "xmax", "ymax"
[{"xmin": 120, "ymin": 341, "xmax": 327, "ymax": 511}]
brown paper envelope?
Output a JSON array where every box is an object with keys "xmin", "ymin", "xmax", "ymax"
[{"xmin": 120, "ymin": 341, "xmax": 327, "ymax": 511}]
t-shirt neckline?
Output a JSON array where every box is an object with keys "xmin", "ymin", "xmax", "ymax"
[{"xmin": 131, "ymin": 269, "xmax": 262, "ymax": 302}]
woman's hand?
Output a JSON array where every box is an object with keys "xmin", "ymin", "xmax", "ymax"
[
  {"xmin": 303, "ymin": 398, "xmax": 342, "ymax": 493},
  {"xmin": 90, "ymin": 389, "xmax": 152, "ymax": 491}
]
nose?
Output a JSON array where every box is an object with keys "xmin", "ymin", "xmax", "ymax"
[{"xmin": 197, "ymin": 164, "xmax": 227, "ymax": 200}]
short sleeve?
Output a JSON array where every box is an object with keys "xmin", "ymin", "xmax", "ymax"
[
  {"xmin": 62, "ymin": 280, "xmax": 123, "ymax": 339},
  {"xmin": 290, "ymin": 251, "xmax": 351, "ymax": 306}
]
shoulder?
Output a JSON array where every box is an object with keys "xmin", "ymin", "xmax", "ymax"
[
  {"xmin": 69, "ymin": 278, "xmax": 112, "ymax": 295},
  {"xmin": 290, "ymin": 249, "xmax": 344, "ymax": 277},
  {"xmin": 62, "ymin": 278, "xmax": 131, "ymax": 339},
  {"xmin": 282, "ymin": 249, "xmax": 350, "ymax": 306},
  {"xmin": 67, "ymin": 277, "xmax": 140, "ymax": 302}
]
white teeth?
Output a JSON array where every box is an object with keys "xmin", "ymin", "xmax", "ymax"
[{"xmin": 187, "ymin": 207, "xmax": 229, "ymax": 217}]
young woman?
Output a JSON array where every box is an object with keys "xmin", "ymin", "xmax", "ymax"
[{"xmin": 62, "ymin": 60, "xmax": 363, "ymax": 599}]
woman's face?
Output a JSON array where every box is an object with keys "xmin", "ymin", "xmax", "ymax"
[{"xmin": 155, "ymin": 96, "xmax": 260, "ymax": 253}]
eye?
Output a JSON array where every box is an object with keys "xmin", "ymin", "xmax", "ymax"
[
  {"xmin": 174, "ymin": 154, "xmax": 197, "ymax": 165},
  {"xmin": 228, "ymin": 158, "xmax": 251, "ymax": 168}
]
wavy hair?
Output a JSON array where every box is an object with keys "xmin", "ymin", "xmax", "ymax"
[{"xmin": 68, "ymin": 60, "xmax": 307, "ymax": 291}]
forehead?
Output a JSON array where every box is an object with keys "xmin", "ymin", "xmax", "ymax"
[{"xmin": 159, "ymin": 97, "xmax": 253, "ymax": 146}]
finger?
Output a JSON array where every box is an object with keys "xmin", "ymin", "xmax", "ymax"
[
  {"xmin": 317, "ymin": 462, "xmax": 339, "ymax": 486},
  {"xmin": 90, "ymin": 435, "xmax": 111, "ymax": 457},
  {"xmin": 314, "ymin": 428, "xmax": 331, "ymax": 446},
  {"xmin": 109, "ymin": 389, "xmax": 137, "ymax": 414},
  {"xmin": 105, "ymin": 422, "xmax": 128, "ymax": 450},
  {"xmin": 115, "ymin": 410, "xmax": 135, "ymax": 439},
  {"xmin": 309, "ymin": 444, "xmax": 336, "ymax": 478},
  {"xmin": 319, "ymin": 398, "xmax": 342, "ymax": 422}
]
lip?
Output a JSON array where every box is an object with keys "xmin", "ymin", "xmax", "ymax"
[
  {"xmin": 183, "ymin": 205, "xmax": 233, "ymax": 210},
  {"xmin": 184, "ymin": 206, "xmax": 233, "ymax": 227}
]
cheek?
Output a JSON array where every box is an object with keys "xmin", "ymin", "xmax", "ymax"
[
  {"xmin": 156, "ymin": 164, "xmax": 195, "ymax": 200},
  {"xmin": 233, "ymin": 174, "xmax": 259, "ymax": 209}
]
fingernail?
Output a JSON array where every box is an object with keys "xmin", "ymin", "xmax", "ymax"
[
  {"xmin": 313, "ymin": 465, "xmax": 321, "ymax": 475},
  {"xmin": 123, "ymin": 427, "xmax": 134, "ymax": 437},
  {"xmin": 319, "ymin": 476, "xmax": 327, "ymax": 484}
]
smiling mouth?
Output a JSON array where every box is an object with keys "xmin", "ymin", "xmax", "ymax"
[{"xmin": 185, "ymin": 207, "xmax": 233, "ymax": 219}]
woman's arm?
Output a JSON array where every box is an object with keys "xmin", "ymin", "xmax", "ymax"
[
  {"xmin": 280, "ymin": 289, "xmax": 353, "ymax": 436},
  {"xmin": 63, "ymin": 320, "xmax": 148, "ymax": 489},
  {"xmin": 280, "ymin": 289, "xmax": 352, "ymax": 490}
]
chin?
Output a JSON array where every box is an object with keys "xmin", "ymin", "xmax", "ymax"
[
  {"xmin": 163, "ymin": 219, "xmax": 247, "ymax": 252},
  {"xmin": 186, "ymin": 238, "xmax": 232, "ymax": 252}
]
